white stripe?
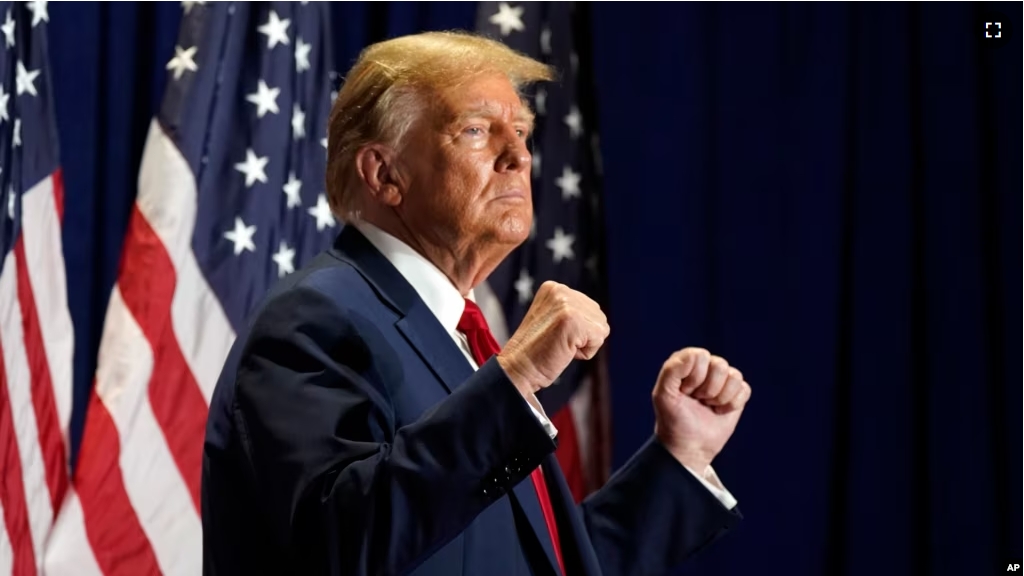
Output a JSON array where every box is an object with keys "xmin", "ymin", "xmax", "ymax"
[
  {"xmin": 0, "ymin": 498, "xmax": 12, "ymax": 575},
  {"xmin": 93, "ymin": 287, "xmax": 202, "ymax": 576},
  {"xmin": 136, "ymin": 120, "xmax": 235, "ymax": 403},
  {"xmin": 0, "ymin": 253, "xmax": 52, "ymax": 570},
  {"xmin": 21, "ymin": 174, "xmax": 75, "ymax": 444},
  {"xmin": 569, "ymin": 374, "xmax": 594, "ymax": 478},
  {"xmin": 41, "ymin": 488, "xmax": 104, "ymax": 576}
]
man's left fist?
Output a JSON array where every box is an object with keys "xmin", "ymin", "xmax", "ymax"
[{"xmin": 652, "ymin": 347, "xmax": 751, "ymax": 472}]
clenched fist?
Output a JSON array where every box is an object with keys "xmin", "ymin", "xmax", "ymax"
[
  {"xmin": 653, "ymin": 348, "xmax": 751, "ymax": 472},
  {"xmin": 497, "ymin": 281, "xmax": 609, "ymax": 397}
]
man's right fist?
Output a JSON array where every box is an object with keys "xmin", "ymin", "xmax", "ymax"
[{"xmin": 496, "ymin": 281, "xmax": 610, "ymax": 396}]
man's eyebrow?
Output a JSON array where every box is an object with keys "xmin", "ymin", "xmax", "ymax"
[{"xmin": 453, "ymin": 103, "xmax": 536, "ymax": 130}]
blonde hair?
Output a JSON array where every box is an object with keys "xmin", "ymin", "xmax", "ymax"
[{"xmin": 325, "ymin": 31, "xmax": 554, "ymax": 220}]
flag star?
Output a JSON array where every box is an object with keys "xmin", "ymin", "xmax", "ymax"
[
  {"xmin": 291, "ymin": 103, "xmax": 306, "ymax": 139},
  {"xmin": 2, "ymin": 10, "xmax": 14, "ymax": 48},
  {"xmin": 257, "ymin": 10, "xmax": 291, "ymax": 49},
  {"xmin": 531, "ymin": 149, "xmax": 541, "ymax": 175},
  {"xmin": 12, "ymin": 118, "xmax": 20, "ymax": 147},
  {"xmin": 25, "ymin": 1, "xmax": 47, "ymax": 27},
  {"xmin": 246, "ymin": 79, "xmax": 280, "ymax": 118},
  {"xmin": 15, "ymin": 61, "xmax": 39, "ymax": 97},
  {"xmin": 272, "ymin": 241, "xmax": 296, "ymax": 277},
  {"xmin": 0, "ymin": 86, "xmax": 8, "ymax": 123},
  {"xmin": 181, "ymin": 1, "xmax": 205, "ymax": 14},
  {"xmin": 564, "ymin": 105, "xmax": 583, "ymax": 139},
  {"xmin": 7, "ymin": 189, "xmax": 13, "ymax": 219},
  {"xmin": 514, "ymin": 269, "xmax": 534, "ymax": 304},
  {"xmin": 321, "ymin": 136, "xmax": 328, "ymax": 150},
  {"xmin": 546, "ymin": 227, "xmax": 575, "ymax": 263},
  {"xmin": 308, "ymin": 194, "xmax": 336, "ymax": 231},
  {"xmin": 282, "ymin": 172, "xmax": 303, "ymax": 209},
  {"xmin": 223, "ymin": 217, "xmax": 256, "ymax": 255},
  {"xmin": 540, "ymin": 26, "xmax": 552, "ymax": 55},
  {"xmin": 166, "ymin": 45, "xmax": 198, "ymax": 80},
  {"xmin": 489, "ymin": 2, "xmax": 525, "ymax": 36},
  {"xmin": 234, "ymin": 149, "xmax": 269, "ymax": 188},
  {"xmin": 295, "ymin": 37, "xmax": 312, "ymax": 73},
  {"xmin": 555, "ymin": 165, "xmax": 582, "ymax": 200},
  {"xmin": 535, "ymin": 88, "xmax": 546, "ymax": 115}
]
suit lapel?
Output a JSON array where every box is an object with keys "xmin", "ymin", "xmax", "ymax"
[
  {"xmin": 332, "ymin": 226, "xmax": 472, "ymax": 393},
  {"xmin": 395, "ymin": 302, "xmax": 473, "ymax": 393}
]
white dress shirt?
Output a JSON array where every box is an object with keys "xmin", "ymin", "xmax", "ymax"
[{"xmin": 352, "ymin": 219, "xmax": 737, "ymax": 509}]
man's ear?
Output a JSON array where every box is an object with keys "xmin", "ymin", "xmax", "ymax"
[{"xmin": 355, "ymin": 144, "xmax": 403, "ymax": 207}]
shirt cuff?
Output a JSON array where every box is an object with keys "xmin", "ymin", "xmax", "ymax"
[
  {"xmin": 684, "ymin": 464, "xmax": 738, "ymax": 510},
  {"xmin": 525, "ymin": 394, "xmax": 558, "ymax": 439}
]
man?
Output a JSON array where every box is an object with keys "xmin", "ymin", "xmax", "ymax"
[{"xmin": 202, "ymin": 31, "xmax": 751, "ymax": 576}]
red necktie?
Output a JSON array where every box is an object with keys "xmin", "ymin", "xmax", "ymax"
[{"xmin": 458, "ymin": 299, "xmax": 567, "ymax": 576}]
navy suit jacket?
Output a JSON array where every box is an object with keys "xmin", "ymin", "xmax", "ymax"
[{"xmin": 201, "ymin": 226, "xmax": 741, "ymax": 576}]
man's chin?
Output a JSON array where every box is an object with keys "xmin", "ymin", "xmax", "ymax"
[{"xmin": 494, "ymin": 212, "xmax": 532, "ymax": 246}]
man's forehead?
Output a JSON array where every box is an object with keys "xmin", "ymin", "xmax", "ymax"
[{"xmin": 432, "ymin": 76, "xmax": 534, "ymax": 121}]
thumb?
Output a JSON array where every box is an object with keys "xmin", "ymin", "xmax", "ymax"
[{"xmin": 654, "ymin": 351, "xmax": 697, "ymax": 397}]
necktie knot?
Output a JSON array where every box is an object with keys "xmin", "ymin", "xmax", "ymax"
[{"xmin": 457, "ymin": 299, "xmax": 489, "ymax": 335}]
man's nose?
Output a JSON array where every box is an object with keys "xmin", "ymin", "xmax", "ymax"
[{"xmin": 497, "ymin": 135, "xmax": 531, "ymax": 173}]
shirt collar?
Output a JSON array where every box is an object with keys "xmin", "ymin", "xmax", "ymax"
[{"xmin": 350, "ymin": 219, "xmax": 474, "ymax": 335}]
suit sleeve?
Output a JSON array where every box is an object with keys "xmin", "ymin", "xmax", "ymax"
[
  {"xmin": 232, "ymin": 286, "xmax": 555, "ymax": 575},
  {"xmin": 579, "ymin": 437, "xmax": 742, "ymax": 576}
]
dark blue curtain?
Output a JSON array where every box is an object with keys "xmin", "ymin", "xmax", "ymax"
[{"xmin": 48, "ymin": 2, "xmax": 1021, "ymax": 575}]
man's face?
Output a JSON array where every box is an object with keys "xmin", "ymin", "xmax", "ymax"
[{"xmin": 394, "ymin": 73, "xmax": 534, "ymax": 254}]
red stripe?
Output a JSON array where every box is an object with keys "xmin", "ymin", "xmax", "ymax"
[
  {"xmin": 0, "ymin": 336, "xmax": 38, "ymax": 576},
  {"xmin": 551, "ymin": 406, "xmax": 586, "ymax": 503},
  {"xmin": 75, "ymin": 387, "xmax": 161, "ymax": 576},
  {"xmin": 51, "ymin": 169, "xmax": 64, "ymax": 224},
  {"xmin": 117, "ymin": 206, "xmax": 207, "ymax": 512},
  {"xmin": 13, "ymin": 240, "xmax": 68, "ymax": 516}
]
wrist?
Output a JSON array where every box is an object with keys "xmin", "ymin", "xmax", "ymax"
[
  {"xmin": 655, "ymin": 429, "xmax": 714, "ymax": 472},
  {"xmin": 496, "ymin": 353, "xmax": 543, "ymax": 396}
]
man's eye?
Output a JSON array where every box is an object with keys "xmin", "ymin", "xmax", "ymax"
[
  {"xmin": 464, "ymin": 127, "xmax": 485, "ymax": 136},
  {"xmin": 516, "ymin": 129, "xmax": 527, "ymax": 138}
]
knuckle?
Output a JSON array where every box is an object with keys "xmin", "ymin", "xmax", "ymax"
[
  {"xmin": 729, "ymin": 367, "xmax": 743, "ymax": 381},
  {"xmin": 556, "ymin": 307, "xmax": 574, "ymax": 326}
]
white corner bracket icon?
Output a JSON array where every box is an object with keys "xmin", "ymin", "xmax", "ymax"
[{"xmin": 985, "ymin": 22, "xmax": 1002, "ymax": 39}]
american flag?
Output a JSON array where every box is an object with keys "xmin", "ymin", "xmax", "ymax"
[
  {"xmin": 0, "ymin": 1, "xmax": 74, "ymax": 574},
  {"xmin": 42, "ymin": 3, "xmax": 335, "ymax": 574},
  {"xmin": 474, "ymin": 2, "xmax": 611, "ymax": 502}
]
